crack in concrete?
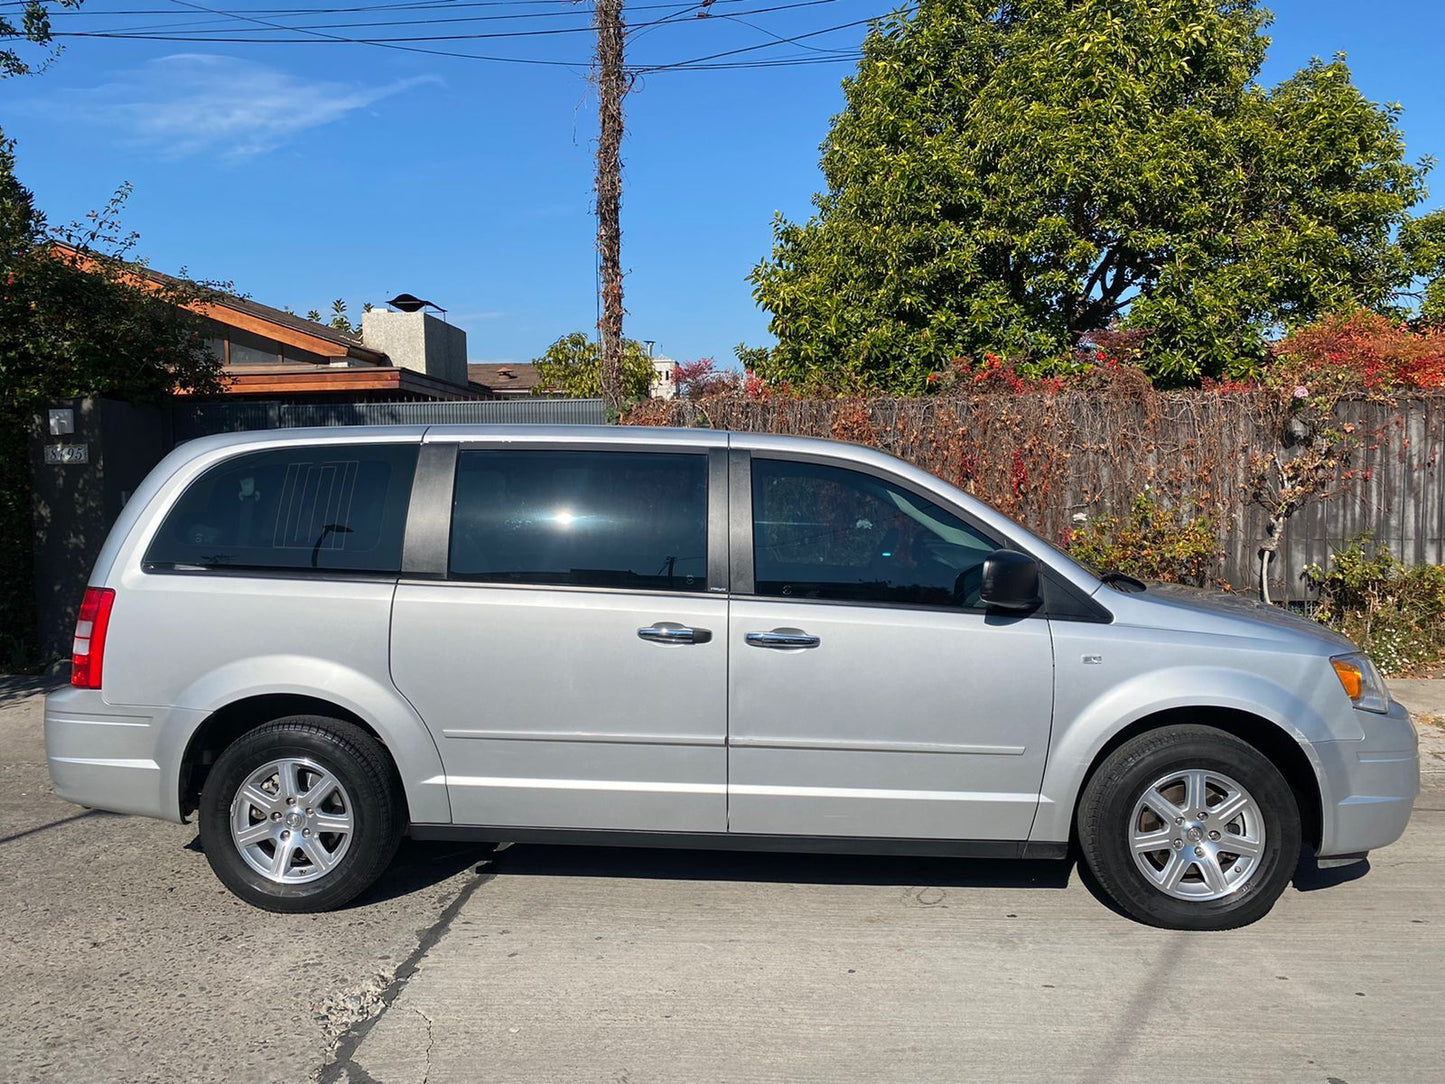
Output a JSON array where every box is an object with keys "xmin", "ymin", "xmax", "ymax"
[
  {"xmin": 316, "ymin": 863, "xmax": 494, "ymax": 1084},
  {"xmin": 415, "ymin": 1008, "xmax": 436, "ymax": 1084}
]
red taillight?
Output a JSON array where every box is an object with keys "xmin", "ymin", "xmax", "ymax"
[{"xmin": 71, "ymin": 587, "xmax": 115, "ymax": 690}]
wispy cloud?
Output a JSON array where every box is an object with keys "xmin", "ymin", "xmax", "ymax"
[{"xmin": 26, "ymin": 54, "xmax": 440, "ymax": 159}]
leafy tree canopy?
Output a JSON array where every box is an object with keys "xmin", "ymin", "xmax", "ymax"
[
  {"xmin": 1, "ymin": 125, "xmax": 223, "ymax": 665},
  {"xmin": 1399, "ymin": 212, "xmax": 1445, "ymax": 327},
  {"xmin": 0, "ymin": 129, "xmax": 225, "ymax": 414},
  {"xmin": 532, "ymin": 331, "xmax": 654, "ymax": 399},
  {"xmin": 751, "ymin": 0, "xmax": 1445, "ymax": 389},
  {"xmin": 1, "ymin": 1, "xmax": 81, "ymax": 78}
]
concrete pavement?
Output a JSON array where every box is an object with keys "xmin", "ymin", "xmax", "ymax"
[
  {"xmin": 1388, "ymin": 677, "xmax": 1445, "ymax": 723},
  {"xmin": 0, "ymin": 678, "xmax": 494, "ymax": 1084},
  {"xmin": 1, "ymin": 678, "xmax": 1442, "ymax": 1083},
  {"xmin": 338, "ymin": 766, "xmax": 1445, "ymax": 1083}
]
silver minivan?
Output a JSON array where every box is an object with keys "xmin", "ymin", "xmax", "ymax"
[{"xmin": 45, "ymin": 426, "xmax": 1419, "ymax": 929}]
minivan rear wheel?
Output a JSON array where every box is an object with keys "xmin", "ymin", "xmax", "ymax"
[
  {"xmin": 1077, "ymin": 725, "xmax": 1301, "ymax": 930},
  {"xmin": 198, "ymin": 716, "xmax": 404, "ymax": 912}
]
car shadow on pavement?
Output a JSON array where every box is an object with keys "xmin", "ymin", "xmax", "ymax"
[
  {"xmin": 0, "ymin": 808, "xmax": 110, "ymax": 847},
  {"xmin": 0, "ymin": 674, "xmax": 63, "ymax": 707},
  {"xmin": 1068, "ymin": 846, "xmax": 1372, "ymax": 920},
  {"xmin": 469, "ymin": 843, "xmax": 1076, "ymax": 890},
  {"xmin": 353, "ymin": 840, "xmax": 502, "ymax": 906},
  {"xmin": 183, "ymin": 834, "xmax": 501, "ymax": 908},
  {"xmin": 1292, "ymin": 850, "xmax": 1371, "ymax": 892},
  {"xmin": 182, "ymin": 837, "xmax": 1371, "ymax": 910}
]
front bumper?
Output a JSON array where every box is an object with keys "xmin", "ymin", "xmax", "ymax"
[
  {"xmin": 44, "ymin": 686, "xmax": 203, "ymax": 823},
  {"xmin": 1313, "ymin": 697, "xmax": 1420, "ymax": 857}
]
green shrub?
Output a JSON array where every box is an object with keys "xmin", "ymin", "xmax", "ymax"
[
  {"xmin": 1306, "ymin": 536, "xmax": 1445, "ymax": 676},
  {"xmin": 1067, "ymin": 492, "xmax": 1221, "ymax": 587}
]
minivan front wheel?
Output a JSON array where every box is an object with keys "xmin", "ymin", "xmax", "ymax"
[
  {"xmin": 1077, "ymin": 725, "xmax": 1301, "ymax": 930},
  {"xmin": 199, "ymin": 716, "xmax": 404, "ymax": 912}
]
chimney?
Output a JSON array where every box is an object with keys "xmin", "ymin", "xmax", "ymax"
[{"xmin": 361, "ymin": 306, "xmax": 468, "ymax": 387}]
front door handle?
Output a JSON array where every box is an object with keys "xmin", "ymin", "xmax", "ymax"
[
  {"xmin": 745, "ymin": 629, "xmax": 821, "ymax": 650},
  {"xmin": 638, "ymin": 624, "xmax": 711, "ymax": 645}
]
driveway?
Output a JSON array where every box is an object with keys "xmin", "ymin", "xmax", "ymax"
[{"xmin": 2, "ymin": 678, "xmax": 1442, "ymax": 1083}]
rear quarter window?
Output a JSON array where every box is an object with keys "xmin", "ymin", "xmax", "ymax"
[{"xmin": 145, "ymin": 443, "xmax": 419, "ymax": 574}]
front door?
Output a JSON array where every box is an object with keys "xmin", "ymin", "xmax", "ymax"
[
  {"xmin": 391, "ymin": 442, "xmax": 729, "ymax": 832},
  {"xmin": 727, "ymin": 454, "xmax": 1055, "ymax": 841}
]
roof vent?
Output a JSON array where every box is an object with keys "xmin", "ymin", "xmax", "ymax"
[{"xmin": 386, "ymin": 293, "xmax": 446, "ymax": 315}]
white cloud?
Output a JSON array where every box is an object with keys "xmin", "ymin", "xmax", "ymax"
[{"xmin": 30, "ymin": 54, "xmax": 440, "ymax": 159}]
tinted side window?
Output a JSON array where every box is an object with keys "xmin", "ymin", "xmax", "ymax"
[
  {"xmin": 450, "ymin": 449, "xmax": 708, "ymax": 592},
  {"xmin": 751, "ymin": 458, "xmax": 998, "ymax": 607},
  {"xmin": 146, "ymin": 443, "xmax": 418, "ymax": 573}
]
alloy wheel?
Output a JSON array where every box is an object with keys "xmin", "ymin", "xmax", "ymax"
[
  {"xmin": 1128, "ymin": 768, "xmax": 1266, "ymax": 901},
  {"xmin": 228, "ymin": 757, "xmax": 354, "ymax": 884}
]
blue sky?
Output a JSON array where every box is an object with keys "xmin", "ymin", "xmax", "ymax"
[{"xmin": 4, "ymin": 0, "xmax": 1444, "ymax": 366}]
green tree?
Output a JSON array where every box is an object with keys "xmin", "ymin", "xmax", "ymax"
[
  {"xmin": 751, "ymin": 0, "xmax": 1437, "ymax": 390},
  {"xmin": 2, "ymin": 1, "xmax": 81, "ymax": 78},
  {"xmin": 0, "ymin": 138, "xmax": 224, "ymax": 408},
  {"xmin": 1, "ymin": 129, "xmax": 224, "ymax": 665},
  {"xmin": 1399, "ymin": 209, "xmax": 1445, "ymax": 326},
  {"xmin": 532, "ymin": 331, "xmax": 654, "ymax": 399},
  {"xmin": 733, "ymin": 342, "xmax": 772, "ymax": 373}
]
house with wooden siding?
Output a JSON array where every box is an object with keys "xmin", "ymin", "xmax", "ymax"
[{"xmin": 53, "ymin": 242, "xmax": 490, "ymax": 402}]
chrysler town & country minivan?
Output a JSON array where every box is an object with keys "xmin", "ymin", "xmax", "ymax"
[{"xmin": 44, "ymin": 426, "xmax": 1419, "ymax": 929}]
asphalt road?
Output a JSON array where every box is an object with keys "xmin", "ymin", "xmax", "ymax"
[{"xmin": 2, "ymin": 677, "xmax": 1443, "ymax": 1084}]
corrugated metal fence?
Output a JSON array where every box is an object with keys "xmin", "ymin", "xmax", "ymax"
[{"xmin": 172, "ymin": 397, "xmax": 608, "ymax": 439}]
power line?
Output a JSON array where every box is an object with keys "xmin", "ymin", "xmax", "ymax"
[
  {"xmin": 55, "ymin": 0, "xmax": 837, "ymax": 41},
  {"xmin": 12, "ymin": 1, "xmax": 588, "ymax": 12},
  {"xmin": 128, "ymin": 0, "xmax": 598, "ymax": 67},
  {"xmin": 708, "ymin": 11, "xmax": 840, "ymax": 55},
  {"xmin": 34, "ymin": 0, "xmax": 896, "ymax": 73},
  {"xmin": 57, "ymin": 1, "xmax": 719, "ymax": 42},
  {"xmin": 58, "ymin": 0, "xmax": 756, "ymax": 30},
  {"xmin": 635, "ymin": 10, "xmax": 896, "ymax": 72}
]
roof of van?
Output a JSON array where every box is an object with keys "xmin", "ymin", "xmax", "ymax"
[
  {"xmin": 173, "ymin": 424, "xmax": 858, "ymax": 451},
  {"xmin": 169, "ymin": 423, "xmax": 930, "ymax": 472}
]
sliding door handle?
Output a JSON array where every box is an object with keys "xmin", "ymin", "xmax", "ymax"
[
  {"xmin": 745, "ymin": 629, "xmax": 821, "ymax": 650},
  {"xmin": 638, "ymin": 624, "xmax": 711, "ymax": 645}
]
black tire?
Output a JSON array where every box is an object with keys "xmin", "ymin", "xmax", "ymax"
[
  {"xmin": 1077, "ymin": 724, "xmax": 1301, "ymax": 931},
  {"xmin": 199, "ymin": 715, "xmax": 404, "ymax": 913}
]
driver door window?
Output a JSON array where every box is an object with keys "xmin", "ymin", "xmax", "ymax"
[{"xmin": 751, "ymin": 458, "xmax": 997, "ymax": 608}]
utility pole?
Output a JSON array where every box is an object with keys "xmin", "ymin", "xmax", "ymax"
[{"xmin": 594, "ymin": 0, "xmax": 627, "ymax": 411}]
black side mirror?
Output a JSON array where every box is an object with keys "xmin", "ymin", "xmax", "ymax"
[{"xmin": 979, "ymin": 549, "xmax": 1042, "ymax": 611}]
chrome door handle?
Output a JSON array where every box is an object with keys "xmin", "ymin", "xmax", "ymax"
[
  {"xmin": 745, "ymin": 629, "xmax": 821, "ymax": 649},
  {"xmin": 638, "ymin": 624, "xmax": 711, "ymax": 645}
]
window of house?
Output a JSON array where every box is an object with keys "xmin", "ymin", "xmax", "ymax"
[
  {"xmin": 227, "ymin": 339, "xmax": 282, "ymax": 367},
  {"xmin": 145, "ymin": 444, "xmax": 418, "ymax": 573},
  {"xmin": 751, "ymin": 457, "xmax": 998, "ymax": 608},
  {"xmin": 449, "ymin": 449, "xmax": 708, "ymax": 592}
]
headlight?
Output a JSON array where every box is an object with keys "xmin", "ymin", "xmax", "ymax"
[{"xmin": 1330, "ymin": 653, "xmax": 1390, "ymax": 714}]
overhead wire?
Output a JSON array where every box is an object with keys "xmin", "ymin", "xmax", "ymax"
[
  {"xmin": 59, "ymin": 0, "xmax": 838, "ymax": 40},
  {"xmin": 635, "ymin": 10, "xmax": 896, "ymax": 72},
  {"xmin": 32, "ymin": 0, "xmax": 899, "ymax": 72},
  {"xmin": 62, "ymin": 0, "xmax": 760, "ymax": 34},
  {"xmin": 55, "ymin": 0, "xmax": 836, "ymax": 39}
]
